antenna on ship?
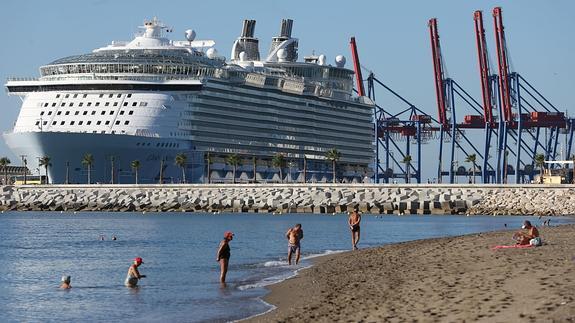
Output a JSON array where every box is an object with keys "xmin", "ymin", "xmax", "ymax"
[{"xmin": 185, "ymin": 29, "xmax": 196, "ymax": 46}]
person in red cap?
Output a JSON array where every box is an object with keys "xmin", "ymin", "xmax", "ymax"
[
  {"xmin": 216, "ymin": 231, "xmax": 234, "ymax": 284},
  {"xmin": 125, "ymin": 257, "xmax": 146, "ymax": 287}
]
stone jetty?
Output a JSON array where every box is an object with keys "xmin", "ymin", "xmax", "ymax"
[{"xmin": 0, "ymin": 184, "xmax": 573, "ymax": 215}]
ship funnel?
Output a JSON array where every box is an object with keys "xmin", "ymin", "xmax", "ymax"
[
  {"xmin": 242, "ymin": 19, "xmax": 256, "ymax": 38},
  {"xmin": 279, "ymin": 19, "xmax": 293, "ymax": 38},
  {"xmin": 231, "ymin": 19, "xmax": 260, "ymax": 62},
  {"xmin": 266, "ymin": 19, "xmax": 298, "ymax": 63}
]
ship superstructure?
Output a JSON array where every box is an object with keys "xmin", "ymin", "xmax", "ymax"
[{"xmin": 4, "ymin": 18, "xmax": 374, "ymax": 184}]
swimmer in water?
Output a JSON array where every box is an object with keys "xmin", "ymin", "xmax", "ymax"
[
  {"xmin": 125, "ymin": 257, "xmax": 146, "ymax": 287},
  {"xmin": 60, "ymin": 275, "xmax": 71, "ymax": 289}
]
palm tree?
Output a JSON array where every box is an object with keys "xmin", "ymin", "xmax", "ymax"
[
  {"xmin": 465, "ymin": 153, "xmax": 477, "ymax": 184},
  {"xmin": 225, "ymin": 154, "xmax": 241, "ymax": 184},
  {"xmin": 252, "ymin": 156, "xmax": 257, "ymax": 183},
  {"xmin": 272, "ymin": 153, "xmax": 286, "ymax": 183},
  {"xmin": 325, "ymin": 148, "xmax": 341, "ymax": 183},
  {"xmin": 534, "ymin": 153, "xmax": 545, "ymax": 184},
  {"xmin": 82, "ymin": 153, "xmax": 94, "ymax": 184},
  {"xmin": 302, "ymin": 156, "xmax": 307, "ymax": 183},
  {"xmin": 175, "ymin": 153, "xmax": 187, "ymax": 183},
  {"xmin": 131, "ymin": 160, "xmax": 141, "ymax": 184},
  {"xmin": 0, "ymin": 157, "xmax": 11, "ymax": 185},
  {"xmin": 402, "ymin": 155, "xmax": 412, "ymax": 183},
  {"xmin": 38, "ymin": 156, "xmax": 52, "ymax": 184},
  {"xmin": 205, "ymin": 152, "xmax": 212, "ymax": 184},
  {"xmin": 159, "ymin": 158, "xmax": 165, "ymax": 184}
]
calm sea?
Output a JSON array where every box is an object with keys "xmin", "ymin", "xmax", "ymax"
[{"xmin": 0, "ymin": 212, "xmax": 571, "ymax": 322}]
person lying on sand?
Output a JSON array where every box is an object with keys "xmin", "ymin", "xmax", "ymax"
[
  {"xmin": 125, "ymin": 257, "xmax": 146, "ymax": 287},
  {"xmin": 513, "ymin": 220, "xmax": 540, "ymax": 245},
  {"xmin": 286, "ymin": 224, "xmax": 304, "ymax": 265}
]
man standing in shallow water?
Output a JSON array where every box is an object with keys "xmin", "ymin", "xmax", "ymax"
[
  {"xmin": 286, "ymin": 224, "xmax": 303, "ymax": 265},
  {"xmin": 348, "ymin": 210, "xmax": 361, "ymax": 250}
]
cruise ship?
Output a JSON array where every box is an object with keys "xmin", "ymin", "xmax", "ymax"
[{"xmin": 4, "ymin": 18, "xmax": 374, "ymax": 184}]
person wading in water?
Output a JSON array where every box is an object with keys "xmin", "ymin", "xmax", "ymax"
[{"xmin": 217, "ymin": 231, "xmax": 234, "ymax": 285}]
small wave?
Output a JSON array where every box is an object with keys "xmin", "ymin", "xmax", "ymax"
[
  {"xmin": 237, "ymin": 249, "xmax": 347, "ymax": 291},
  {"xmin": 302, "ymin": 249, "xmax": 346, "ymax": 260},
  {"xmin": 263, "ymin": 260, "xmax": 288, "ymax": 267}
]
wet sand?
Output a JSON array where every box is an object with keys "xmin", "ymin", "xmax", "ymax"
[{"xmin": 247, "ymin": 224, "xmax": 575, "ymax": 322}]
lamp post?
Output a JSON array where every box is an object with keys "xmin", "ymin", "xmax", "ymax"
[{"xmin": 20, "ymin": 155, "xmax": 27, "ymax": 185}]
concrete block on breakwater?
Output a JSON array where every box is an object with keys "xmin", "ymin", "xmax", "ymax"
[{"xmin": 0, "ymin": 184, "xmax": 574, "ymax": 216}]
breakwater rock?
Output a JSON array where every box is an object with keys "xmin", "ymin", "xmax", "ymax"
[{"xmin": 0, "ymin": 184, "xmax": 573, "ymax": 215}]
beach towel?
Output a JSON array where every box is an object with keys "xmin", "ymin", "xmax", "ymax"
[{"xmin": 491, "ymin": 244, "xmax": 534, "ymax": 250}]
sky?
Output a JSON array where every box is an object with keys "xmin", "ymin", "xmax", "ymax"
[{"xmin": 0, "ymin": 0, "xmax": 574, "ymax": 179}]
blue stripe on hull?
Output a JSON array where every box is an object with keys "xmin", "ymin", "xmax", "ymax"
[{"xmin": 3, "ymin": 132, "xmax": 198, "ymax": 184}]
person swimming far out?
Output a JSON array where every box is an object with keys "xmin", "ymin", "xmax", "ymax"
[
  {"xmin": 513, "ymin": 220, "xmax": 541, "ymax": 246},
  {"xmin": 60, "ymin": 275, "xmax": 71, "ymax": 289},
  {"xmin": 125, "ymin": 257, "xmax": 146, "ymax": 287},
  {"xmin": 216, "ymin": 231, "xmax": 234, "ymax": 284}
]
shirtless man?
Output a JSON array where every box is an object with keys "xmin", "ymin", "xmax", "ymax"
[
  {"xmin": 286, "ymin": 224, "xmax": 304, "ymax": 265},
  {"xmin": 349, "ymin": 210, "xmax": 361, "ymax": 250}
]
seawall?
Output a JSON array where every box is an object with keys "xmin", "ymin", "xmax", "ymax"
[{"xmin": 1, "ymin": 184, "xmax": 574, "ymax": 215}]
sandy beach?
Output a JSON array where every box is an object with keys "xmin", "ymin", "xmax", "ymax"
[{"xmin": 247, "ymin": 224, "xmax": 575, "ymax": 322}]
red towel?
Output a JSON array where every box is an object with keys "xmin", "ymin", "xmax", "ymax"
[{"xmin": 491, "ymin": 244, "xmax": 534, "ymax": 250}]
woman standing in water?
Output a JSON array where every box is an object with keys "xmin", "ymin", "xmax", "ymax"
[
  {"xmin": 216, "ymin": 231, "xmax": 234, "ymax": 284},
  {"xmin": 125, "ymin": 257, "xmax": 146, "ymax": 287}
]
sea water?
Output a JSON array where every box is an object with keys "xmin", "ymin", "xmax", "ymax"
[{"xmin": 0, "ymin": 212, "xmax": 571, "ymax": 322}]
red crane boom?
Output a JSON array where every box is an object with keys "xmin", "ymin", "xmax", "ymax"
[
  {"xmin": 474, "ymin": 10, "xmax": 495, "ymax": 127},
  {"xmin": 428, "ymin": 18, "xmax": 448, "ymax": 128},
  {"xmin": 493, "ymin": 7, "xmax": 513, "ymax": 124},
  {"xmin": 349, "ymin": 37, "xmax": 365, "ymax": 97}
]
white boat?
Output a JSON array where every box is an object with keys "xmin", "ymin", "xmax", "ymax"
[{"xmin": 4, "ymin": 18, "xmax": 374, "ymax": 184}]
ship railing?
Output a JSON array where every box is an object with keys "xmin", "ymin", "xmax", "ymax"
[
  {"xmin": 38, "ymin": 74, "xmax": 203, "ymax": 82},
  {"xmin": 6, "ymin": 77, "xmax": 39, "ymax": 82}
]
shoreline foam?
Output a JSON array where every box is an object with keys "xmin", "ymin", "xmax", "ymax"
[{"xmin": 245, "ymin": 224, "xmax": 575, "ymax": 322}]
